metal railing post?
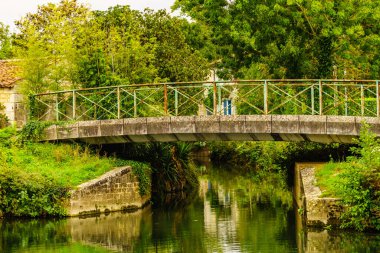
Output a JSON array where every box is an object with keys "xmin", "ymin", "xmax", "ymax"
[
  {"xmin": 218, "ymin": 84, "xmax": 222, "ymax": 115},
  {"xmin": 319, "ymin": 80, "xmax": 323, "ymax": 115},
  {"xmin": 55, "ymin": 94, "xmax": 59, "ymax": 121},
  {"xmin": 164, "ymin": 84, "xmax": 168, "ymax": 116},
  {"xmin": 264, "ymin": 80, "xmax": 268, "ymax": 114},
  {"xmin": 174, "ymin": 87, "xmax": 178, "ymax": 116},
  {"xmin": 117, "ymin": 87, "xmax": 121, "ymax": 119},
  {"xmin": 213, "ymin": 82, "xmax": 217, "ymax": 115},
  {"xmin": 72, "ymin": 90, "xmax": 76, "ymax": 120},
  {"xmin": 361, "ymin": 84, "xmax": 364, "ymax": 116},
  {"xmin": 377, "ymin": 80, "xmax": 379, "ymax": 117},
  {"xmin": 133, "ymin": 90, "xmax": 137, "ymax": 118},
  {"xmin": 344, "ymin": 87, "xmax": 348, "ymax": 116},
  {"xmin": 311, "ymin": 84, "xmax": 315, "ymax": 115}
]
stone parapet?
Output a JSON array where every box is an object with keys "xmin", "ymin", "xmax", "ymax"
[
  {"xmin": 68, "ymin": 166, "xmax": 150, "ymax": 216},
  {"xmin": 294, "ymin": 163, "xmax": 343, "ymax": 227}
]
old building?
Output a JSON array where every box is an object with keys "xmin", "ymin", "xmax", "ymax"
[{"xmin": 0, "ymin": 60, "xmax": 25, "ymax": 126}]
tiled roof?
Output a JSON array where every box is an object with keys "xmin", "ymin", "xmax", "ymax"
[{"xmin": 0, "ymin": 60, "xmax": 21, "ymax": 88}]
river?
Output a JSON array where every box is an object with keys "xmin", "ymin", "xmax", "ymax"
[{"xmin": 1, "ymin": 163, "xmax": 380, "ymax": 252}]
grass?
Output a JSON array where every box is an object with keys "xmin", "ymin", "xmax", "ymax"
[
  {"xmin": 315, "ymin": 162, "xmax": 344, "ymax": 197},
  {"xmin": 0, "ymin": 127, "xmax": 151, "ymax": 217},
  {"xmin": 3, "ymin": 142, "xmax": 135, "ymax": 188}
]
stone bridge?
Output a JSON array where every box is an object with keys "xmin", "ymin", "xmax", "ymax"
[{"xmin": 43, "ymin": 115, "xmax": 380, "ymax": 144}]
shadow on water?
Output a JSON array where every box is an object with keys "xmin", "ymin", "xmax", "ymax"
[{"xmin": 1, "ymin": 162, "xmax": 380, "ymax": 252}]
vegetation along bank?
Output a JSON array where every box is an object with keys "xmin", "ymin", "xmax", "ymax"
[{"xmin": 0, "ymin": 125, "xmax": 151, "ymax": 218}]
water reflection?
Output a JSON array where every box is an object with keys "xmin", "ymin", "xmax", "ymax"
[{"xmin": 1, "ymin": 164, "xmax": 379, "ymax": 252}]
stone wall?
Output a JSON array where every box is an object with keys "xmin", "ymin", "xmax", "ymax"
[
  {"xmin": 0, "ymin": 86, "xmax": 25, "ymax": 127},
  {"xmin": 68, "ymin": 166, "xmax": 150, "ymax": 216},
  {"xmin": 294, "ymin": 163, "xmax": 343, "ymax": 227}
]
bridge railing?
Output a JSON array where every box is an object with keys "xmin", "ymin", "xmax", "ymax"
[{"xmin": 29, "ymin": 79, "xmax": 380, "ymax": 121}]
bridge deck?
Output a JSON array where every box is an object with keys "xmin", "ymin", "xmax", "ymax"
[{"xmin": 43, "ymin": 115, "xmax": 380, "ymax": 144}]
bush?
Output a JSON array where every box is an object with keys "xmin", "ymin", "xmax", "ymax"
[
  {"xmin": 336, "ymin": 124, "xmax": 380, "ymax": 231},
  {"xmin": 0, "ymin": 167, "xmax": 69, "ymax": 217},
  {"xmin": 317, "ymin": 123, "xmax": 380, "ymax": 231},
  {"xmin": 209, "ymin": 141, "xmax": 348, "ymax": 174}
]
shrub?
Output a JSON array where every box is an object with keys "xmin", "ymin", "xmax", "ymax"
[
  {"xmin": 336, "ymin": 124, "xmax": 380, "ymax": 231},
  {"xmin": 317, "ymin": 123, "xmax": 380, "ymax": 231}
]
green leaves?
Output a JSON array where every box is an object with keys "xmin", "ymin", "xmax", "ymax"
[
  {"xmin": 0, "ymin": 22, "xmax": 12, "ymax": 59},
  {"xmin": 175, "ymin": 0, "xmax": 380, "ymax": 79},
  {"xmin": 318, "ymin": 123, "xmax": 380, "ymax": 231}
]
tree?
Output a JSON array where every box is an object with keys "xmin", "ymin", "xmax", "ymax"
[
  {"xmin": 174, "ymin": 0, "xmax": 380, "ymax": 79},
  {"xmin": 15, "ymin": 0, "xmax": 91, "ymax": 93},
  {"xmin": 0, "ymin": 22, "xmax": 13, "ymax": 59}
]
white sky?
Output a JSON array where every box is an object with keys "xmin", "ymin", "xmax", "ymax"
[{"xmin": 0, "ymin": 0, "xmax": 176, "ymax": 32}]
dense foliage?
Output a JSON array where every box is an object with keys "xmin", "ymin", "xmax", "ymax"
[
  {"xmin": 13, "ymin": 0, "xmax": 209, "ymax": 95},
  {"xmin": 209, "ymin": 141, "xmax": 348, "ymax": 174},
  {"xmin": 174, "ymin": 0, "xmax": 380, "ymax": 79},
  {"xmin": 0, "ymin": 126, "xmax": 150, "ymax": 217},
  {"xmin": 0, "ymin": 22, "xmax": 12, "ymax": 59},
  {"xmin": 2, "ymin": 0, "xmax": 380, "ymax": 89},
  {"xmin": 102, "ymin": 142, "xmax": 198, "ymax": 201},
  {"xmin": 317, "ymin": 124, "xmax": 380, "ymax": 231}
]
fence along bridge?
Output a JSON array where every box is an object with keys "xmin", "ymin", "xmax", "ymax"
[{"xmin": 30, "ymin": 79, "xmax": 380, "ymax": 144}]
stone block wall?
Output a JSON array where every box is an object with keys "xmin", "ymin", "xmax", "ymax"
[
  {"xmin": 294, "ymin": 163, "xmax": 343, "ymax": 227},
  {"xmin": 68, "ymin": 166, "xmax": 150, "ymax": 216},
  {"xmin": 0, "ymin": 86, "xmax": 25, "ymax": 127}
]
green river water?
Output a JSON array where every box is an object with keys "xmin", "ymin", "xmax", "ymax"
[{"xmin": 1, "ymin": 164, "xmax": 380, "ymax": 253}]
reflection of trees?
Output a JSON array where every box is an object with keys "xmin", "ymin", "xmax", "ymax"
[
  {"xmin": 147, "ymin": 198, "xmax": 208, "ymax": 253},
  {"xmin": 4, "ymin": 164, "xmax": 380, "ymax": 252},
  {"xmin": 0, "ymin": 219, "xmax": 70, "ymax": 252},
  {"xmin": 201, "ymin": 166, "xmax": 297, "ymax": 252}
]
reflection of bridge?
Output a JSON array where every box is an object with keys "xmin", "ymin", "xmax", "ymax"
[{"xmin": 31, "ymin": 80, "xmax": 380, "ymax": 143}]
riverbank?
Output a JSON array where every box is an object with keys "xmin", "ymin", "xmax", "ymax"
[
  {"xmin": 2, "ymin": 163, "xmax": 379, "ymax": 253},
  {"xmin": 294, "ymin": 163, "xmax": 342, "ymax": 227},
  {"xmin": 314, "ymin": 124, "xmax": 380, "ymax": 231},
  {"xmin": 0, "ymin": 127, "xmax": 151, "ymax": 218}
]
